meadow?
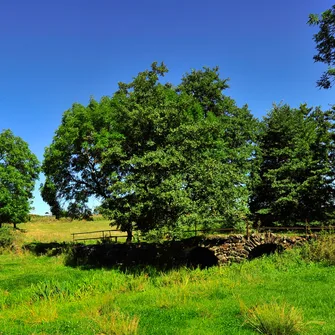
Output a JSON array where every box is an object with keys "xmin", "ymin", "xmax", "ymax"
[
  {"xmin": 19, "ymin": 215, "xmax": 114, "ymax": 243},
  {"xmin": 0, "ymin": 218, "xmax": 334, "ymax": 334}
]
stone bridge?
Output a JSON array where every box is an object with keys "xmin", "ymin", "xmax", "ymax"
[
  {"xmin": 65, "ymin": 232, "xmax": 313, "ymax": 268},
  {"xmin": 186, "ymin": 233, "xmax": 312, "ymax": 267}
]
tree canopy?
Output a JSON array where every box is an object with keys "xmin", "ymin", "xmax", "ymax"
[
  {"xmin": 41, "ymin": 62, "xmax": 335, "ymax": 235},
  {"xmin": 250, "ymin": 104, "xmax": 335, "ymax": 226},
  {"xmin": 309, "ymin": 5, "xmax": 335, "ymax": 89},
  {"xmin": 0, "ymin": 129, "xmax": 40, "ymax": 228},
  {"xmin": 41, "ymin": 62, "xmax": 258, "ymax": 239}
]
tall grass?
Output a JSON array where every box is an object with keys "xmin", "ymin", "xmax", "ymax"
[
  {"xmin": 300, "ymin": 234, "xmax": 335, "ymax": 265},
  {"xmin": 0, "ymin": 250, "xmax": 333, "ymax": 334},
  {"xmin": 241, "ymin": 301, "xmax": 306, "ymax": 335},
  {"xmin": 0, "ymin": 220, "xmax": 335, "ymax": 334},
  {"xmin": 0, "ymin": 226, "xmax": 14, "ymax": 249}
]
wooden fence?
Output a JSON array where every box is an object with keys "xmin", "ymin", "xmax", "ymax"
[
  {"xmin": 186, "ymin": 225, "xmax": 335, "ymax": 239},
  {"xmin": 71, "ymin": 225, "xmax": 335, "ymax": 243},
  {"xmin": 72, "ymin": 229, "xmax": 128, "ymax": 242}
]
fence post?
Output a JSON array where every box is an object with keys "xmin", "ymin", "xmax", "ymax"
[{"xmin": 246, "ymin": 219, "xmax": 250, "ymax": 241}]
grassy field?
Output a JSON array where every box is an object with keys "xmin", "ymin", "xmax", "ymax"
[
  {"xmin": 0, "ymin": 218, "xmax": 334, "ymax": 334},
  {"xmin": 13, "ymin": 216, "xmax": 120, "ymax": 244}
]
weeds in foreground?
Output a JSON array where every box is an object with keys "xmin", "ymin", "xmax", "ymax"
[
  {"xmin": 0, "ymin": 227, "xmax": 15, "ymax": 250},
  {"xmin": 90, "ymin": 296, "xmax": 139, "ymax": 335},
  {"xmin": 241, "ymin": 301, "xmax": 306, "ymax": 335},
  {"xmin": 300, "ymin": 234, "xmax": 335, "ymax": 265}
]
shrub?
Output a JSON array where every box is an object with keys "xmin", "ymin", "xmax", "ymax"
[
  {"xmin": 300, "ymin": 234, "xmax": 335, "ymax": 265},
  {"xmin": 242, "ymin": 301, "xmax": 305, "ymax": 335},
  {"xmin": 0, "ymin": 226, "xmax": 14, "ymax": 250}
]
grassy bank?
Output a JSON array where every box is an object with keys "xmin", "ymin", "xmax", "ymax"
[
  {"xmin": 0, "ymin": 249, "xmax": 334, "ymax": 334},
  {"xmin": 10, "ymin": 216, "xmax": 113, "ymax": 244},
  {"xmin": 1, "ymin": 220, "xmax": 334, "ymax": 334}
]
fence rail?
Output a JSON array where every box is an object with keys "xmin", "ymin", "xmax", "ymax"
[
  {"xmin": 258, "ymin": 226, "xmax": 335, "ymax": 232},
  {"xmin": 71, "ymin": 225, "xmax": 335, "ymax": 243},
  {"xmin": 185, "ymin": 225, "xmax": 335, "ymax": 238},
  {"xmin": 72, "ymin": 229, "xmax": 128, "ymax": 242}
]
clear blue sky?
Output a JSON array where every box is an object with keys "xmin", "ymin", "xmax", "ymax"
[{"xmin": 0, "ymin": 0, "xmax": 333, "ymax": 214}]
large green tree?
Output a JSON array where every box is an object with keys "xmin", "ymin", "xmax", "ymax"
[
  {"xmin": 309, "ymin": 5, "xmax": 335, "ymax": 89},
  {"xmin": 41, "ymin": 63, "xmax": 257, "ymax": 240},
  {"xmin": 250, "ymin": 104, "xmax": 335, "ymax": 226},
  {"xmin": 0, "ymin": 129, "xmax": 40, "ymax": 228}
]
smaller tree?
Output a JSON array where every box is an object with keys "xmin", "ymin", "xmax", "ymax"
[
  {"xmin": 0, "ymin": 129, "xmax": 40, "ymax": 228},
  {"xmin": 250, "ymin": 104, "xmax": 335, "ymax": 226},
  {"xmin": 309, "ymin": 6, "xmax": 335, "ymax": 89}
]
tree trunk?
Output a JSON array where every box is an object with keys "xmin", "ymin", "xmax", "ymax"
[{"xmin": 126, "ymin": 229, "xmax": 133, "ymax": 243}]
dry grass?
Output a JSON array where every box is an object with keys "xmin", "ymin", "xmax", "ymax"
[
  {"xmin": 300, "ymin": 234, "xmax": 335, "ymax": 265},
  {"xmin": 91, "ymin": 296, "xmax": 140, "ymax": 335},
  {"xmin": 9, "ymin": 216, "xmax": 123, "ymax": 244}
]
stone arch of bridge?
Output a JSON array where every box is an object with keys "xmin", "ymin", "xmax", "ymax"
[
  {"xmin": 244, "ymin": 234, "xmax": 288, "ymax": 260},
  {"xmin": 247, "ymin": 243, "xmax": 284, "ymax": 260},
  {"xmin": 205, "ymin": 233, "xmax": 308, "ymax": 265}
]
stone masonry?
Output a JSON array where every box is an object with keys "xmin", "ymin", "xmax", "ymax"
[{"xmin": 192, "ymin": 233, "xmax": 313, "ymax": 265}]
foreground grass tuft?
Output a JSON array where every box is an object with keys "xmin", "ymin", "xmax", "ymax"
[
  {"xmin": 242, "ymin": 301, "xmax": 305, "ymax": 335},
  {"xmin": 91, "ymin": 296, "xmax": 140, "ymax": 335}
]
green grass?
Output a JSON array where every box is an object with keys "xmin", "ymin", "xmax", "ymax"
[
  {"xmin": 242, "ymin": 301, "xmax": 307, "ymax": 335},
  {"xmin": 1, "ymin": 221, "xmax": 334, "ymax": 334},
  {"xmin": 11, "ymin": 216, "xmax": 115, "ymax": 244},
  {"xmin": 0, "ymin": 249, "xmax": 334, "ymax": 334}
]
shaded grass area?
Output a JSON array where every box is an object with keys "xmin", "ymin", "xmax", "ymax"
[{"xmin": 0, "ymin": 250, "xmax": 334, "ymax": 334}]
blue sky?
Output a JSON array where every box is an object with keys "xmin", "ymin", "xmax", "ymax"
[{"xmin": 0, "ymin": 0, "xmax": 334, "ymax": 214}]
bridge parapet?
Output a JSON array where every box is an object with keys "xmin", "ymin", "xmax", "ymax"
[
  {"xmin": 66, "ymin": 233, "xmax": 316, "ymax": 268},
  {"xmin": 194, "ymin": 233, "xmax": 314, "ymax": 265}
]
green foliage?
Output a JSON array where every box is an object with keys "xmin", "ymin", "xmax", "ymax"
[
  {"xmin": 308, "ymin": 6, "xmax": 335, "ymax": 89},
  {"xmin": 66, "ymin": 203, "xmax": 93, "ymax": 220},
  {"xmin": 0, "ymin": 129, "xmax": 40, "ymax": 227},
  {"xmin": 300, "ymin": 234, "xmax": 335, "ymax": 265},
  {"xmin": 250, "ymin": 104, "xmax": 335, "ymax": 226},
  {"xmin": 141, "ymin": 225, "xmax": 194, "ymax": 242},
  {"xmin": 40, "ymin": 178, "xmax": 63, "ymax": 219},
  {"xmin": 0, "ymin": 226, "xmax": 14, "ymax": 249},
  {"xmin": 177, "ymin": 65, "xmax": 229, "ymax": 116},
  {"xmin": 242, "ymin": 301, "xmax": 306, "ymax": 335},
  {"xmin": 42, "ymin": 62, "xmax": 257, "ymax": 237}
]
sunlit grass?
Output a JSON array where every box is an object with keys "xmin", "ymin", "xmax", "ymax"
[
  {"xmin": 1, "ymin": 220, "xmax": 335, "ymax": 334},
  {"xmin": 241, "ymin": 301, "xmax": 306, "ymax": 335},
  {"xmin": 9, "ymin": 216, "xmax": 117, "ymax": 243},
  {"xmin": 0, "ymin": 250, "xmax": 334, "ymax": 334}
]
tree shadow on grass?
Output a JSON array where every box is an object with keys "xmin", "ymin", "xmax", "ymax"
[
  {"xmin": 23, "ymin": 242, "xmax": 72, "ymax": 256},
  {"xmin": 66, "ymin": 242, "xmax": 218, "ymax": 272},
  {"xmin": 64, "ymin": 241, "xmax": 219, "ymax": 273},
  {"xmin": 248, "ymin": 243, "xmax": 284, "ymax": 260},
  {"xmin": 23, "ymin": 239, "xmax": 219, "ymax": 273}
]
